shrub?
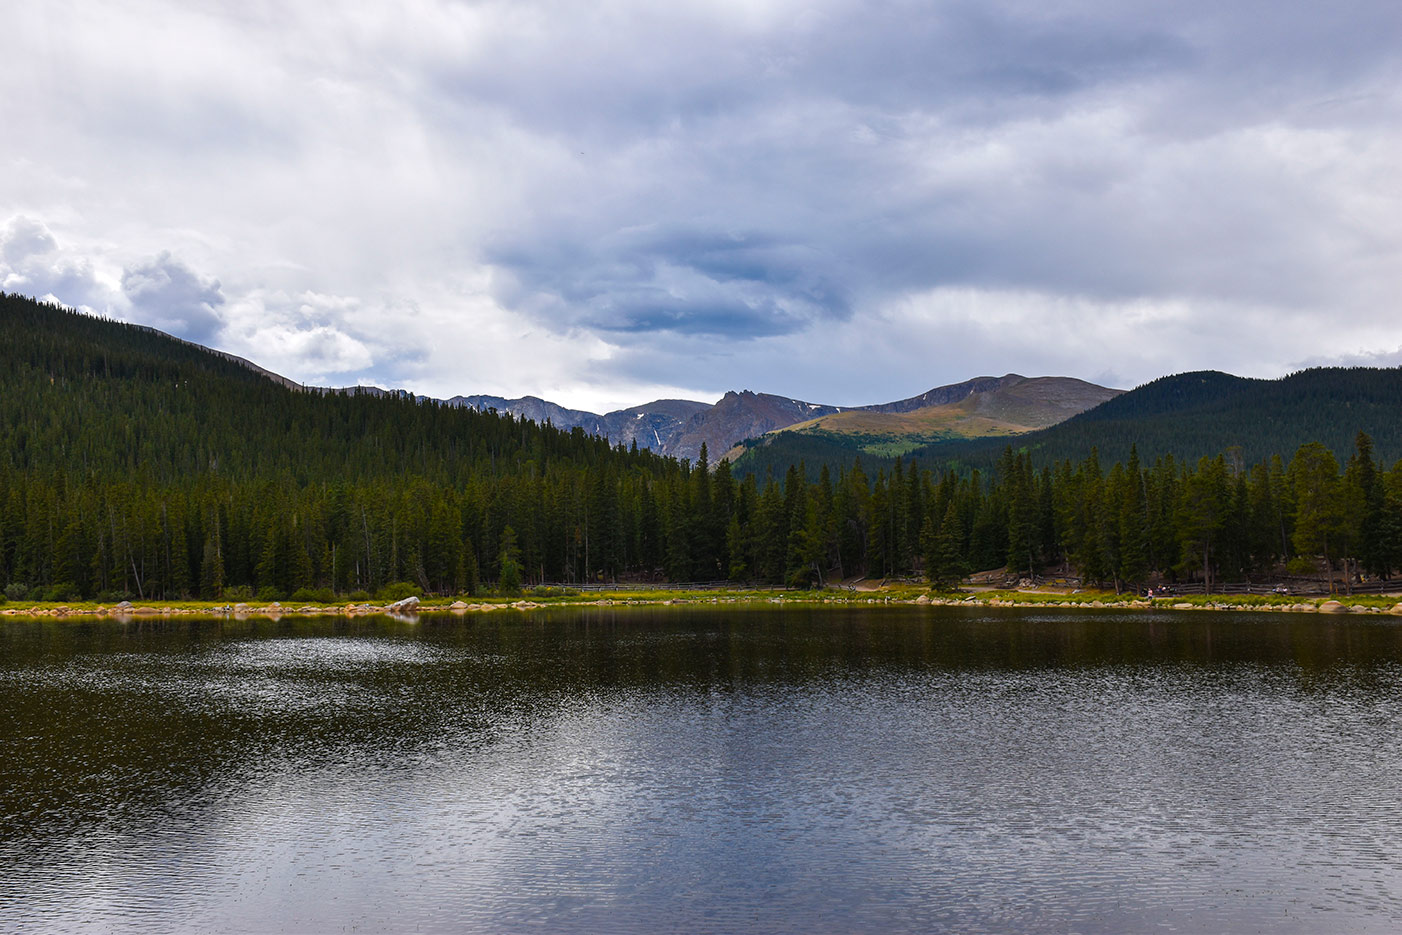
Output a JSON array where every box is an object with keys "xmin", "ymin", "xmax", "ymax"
[
  {"xmin": 348, "ymin": 590, "xmax": 372, "ymax": 602},
  {"xmin": 43, "ymin": 582, "xmax": 82, "ymax": 602},
  {"xmin": 224, "ymin": 585, "xmax": 254, "ymax": 601},
  {"xmin": 376, "ymin": 581, "xmax": 419, "ymax": 601},
  {"xmin": 290, "ymin": 587, "xmax": 335, "ymax": 604},
  {"xmin": 256, "ymin": 585, "xmax": 284, "ymax": 602},
  {"xmin": 4, "ymin": 583, "xmax": 28, "ymax": 602},
  {"xmin": 1286, "ymin": 556, "xmax": 1317, "ymax": 576}
]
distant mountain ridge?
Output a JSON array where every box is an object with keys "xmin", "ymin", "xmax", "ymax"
[
  {"xmin": 727, "ymin": 375, "xmax": 1123, "ymax": 463},
  {"xmin": 446, "ymin": 394, "xmax": 712, "ymax": 454},
  {"xmin": 863, "ymin": 374, "xmax": 1027, "ymax": 414},
  {"xmin": 441, "ymin": 376, "xmax": 1119, "ymax": 463},
  {"xmin": 94, "ymin": 315, "xmax": 1122, "ymax": 464},
  {"xmin": 443, "ymin": 390, "xmax": 844, "ymax": 461}
]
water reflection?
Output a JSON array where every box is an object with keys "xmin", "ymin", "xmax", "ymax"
[{"xmin": 2, "ymin": 607, "xmax": 1402, "ymax": 933}]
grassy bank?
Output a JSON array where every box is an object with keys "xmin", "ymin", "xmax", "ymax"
[{"xmin": 3, "ymin": 586, "xmax": 1401, "ymax": 619}]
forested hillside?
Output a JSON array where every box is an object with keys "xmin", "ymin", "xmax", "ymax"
[
  {"xmin": 2, "ymin": 294, "xmax": 1400, "ymax": 602},
  {"xmin": 0, "ymin": 294, "xmax": 675, "ymax": 598},
  {"xmin": 909, "ymin": 368, "xmax": 1402, "ymax": 472},
  {"xmin": 738, "ymin": 368, "xmax": 1402, "ymax": 481}
]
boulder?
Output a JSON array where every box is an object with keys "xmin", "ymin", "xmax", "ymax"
[
  {"xmin": 1318, "ymin": 600, "xmax": 1346, "ymax": 613},
  {"xmin": 449, "ymin": 601, "xmax": 468, "ymax": 611},
  {"xmin": 915, "ymin": 594, "xmax": 931, "ymax": 605},
  {"xmin": 388, "ymin": 596, "xmax": 420, "ymax": 611},
  {"xmin": 116, "ymin": 600, "xmax": 134, "ymax": 610}
]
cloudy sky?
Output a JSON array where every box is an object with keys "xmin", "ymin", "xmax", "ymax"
[{"xmin": 3, "ymin": 0, "xmax": 1400, "ymax": 412}]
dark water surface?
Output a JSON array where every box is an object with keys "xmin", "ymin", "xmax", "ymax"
[{"xmin": 3, "ymin": 606, "xmax": 1402, "ymax": 933}]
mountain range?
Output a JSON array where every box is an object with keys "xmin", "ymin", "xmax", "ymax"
[{"xmin": 446, "ymin": 375, "xmax": 1121, "ymax": 464}]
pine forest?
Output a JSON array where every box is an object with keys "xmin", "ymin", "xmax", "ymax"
[{"xmin": 3, "ymin": 293, "xmax": 1400, "ymax": 603}]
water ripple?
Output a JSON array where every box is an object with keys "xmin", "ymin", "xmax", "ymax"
[{"xmin": 3, "ymin": 609, "xmax": 1402, "ymax": 933}]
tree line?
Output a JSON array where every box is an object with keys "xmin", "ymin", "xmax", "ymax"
[{"xmin": 2, "ymin": 433, "xmax": 1399, "ymax": 602}]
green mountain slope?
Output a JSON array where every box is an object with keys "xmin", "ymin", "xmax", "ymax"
[
  {"xmin": 734, "ymin": 367, "xmax": 1402, "ymax": 480},
  {"xmin": 913, "ymin": 368, "xmax": 1402, "ymax": 472},
  {"xmin": 0, "ymin": 293, "xmax": 652, "ymax": 486},
  {"xmin": 731, "ymin": 375, "xmax": 1121, "ymax": 462}
]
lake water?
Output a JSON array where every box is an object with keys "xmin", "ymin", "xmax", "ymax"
[{"xmin": 3, "ymin": 606, "xmax": 1402, "ymax": 933}]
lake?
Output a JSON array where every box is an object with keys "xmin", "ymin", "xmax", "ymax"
[{"xmin": 3, "ymin": 606, "xmax": 1402, "ymax": 933}]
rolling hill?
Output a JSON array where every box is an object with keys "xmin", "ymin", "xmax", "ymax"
[
  {"xmin": 728, "ymin": 375, "xmax": 1121, "ymax": 462},
  {"xmin": 910, "ymin": 368, "xmax": 1402, "ymax": 470}
]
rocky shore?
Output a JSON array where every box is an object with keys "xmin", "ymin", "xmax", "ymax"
[{"xmin": 5, "ymin": 592, "xmax": 1402, "ymax": 618}]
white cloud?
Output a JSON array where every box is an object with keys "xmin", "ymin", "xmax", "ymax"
[
  {"xmin": 2, "ymin": 0, "xmax": 1401, "ymax": 411},
  {"xmin": 121, "ymin": 251, "xmax": 227, "ymax": 344}
]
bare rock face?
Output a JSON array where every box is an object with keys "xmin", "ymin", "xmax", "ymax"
[
  {"xmin": 660, "ymin": 390, "xmax": 842, "ymax": 463},
  {"xmin": 598, "ymin": 400, "xmax": 714, "ymax": 451},
  {"xmin": 446, "ymin": 395, "xmax": 710, "ymax": 453}
]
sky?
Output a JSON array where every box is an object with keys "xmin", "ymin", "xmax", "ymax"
[{"xmin": 2, "ymin": 0, "xmax": 1400, "ymax": 413}]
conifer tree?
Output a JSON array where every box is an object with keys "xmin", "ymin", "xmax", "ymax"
[
  {"xmin": 497, "ymin": 525, "xmax": 523, "ymax": 596},
  {"xmin": 1288, "ymin": 443, "xmax": 1343, "ymax": 593}
]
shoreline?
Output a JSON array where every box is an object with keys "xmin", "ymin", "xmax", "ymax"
[{"xmin": 5, "ymin": 588, "xmax": 1402, "ymax": 619}]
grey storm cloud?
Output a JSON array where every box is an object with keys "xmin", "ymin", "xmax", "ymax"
[
  {"xmin": 121, "ymin": 252, "xmax": 227, "ymax": 345},
  {"xmin": 489, "ymin": 227, "xmax": 851, "ymax": 338},
  {"xmin": 464, "ymin": 0, "xmax": 1402, "ymax": 354}
]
